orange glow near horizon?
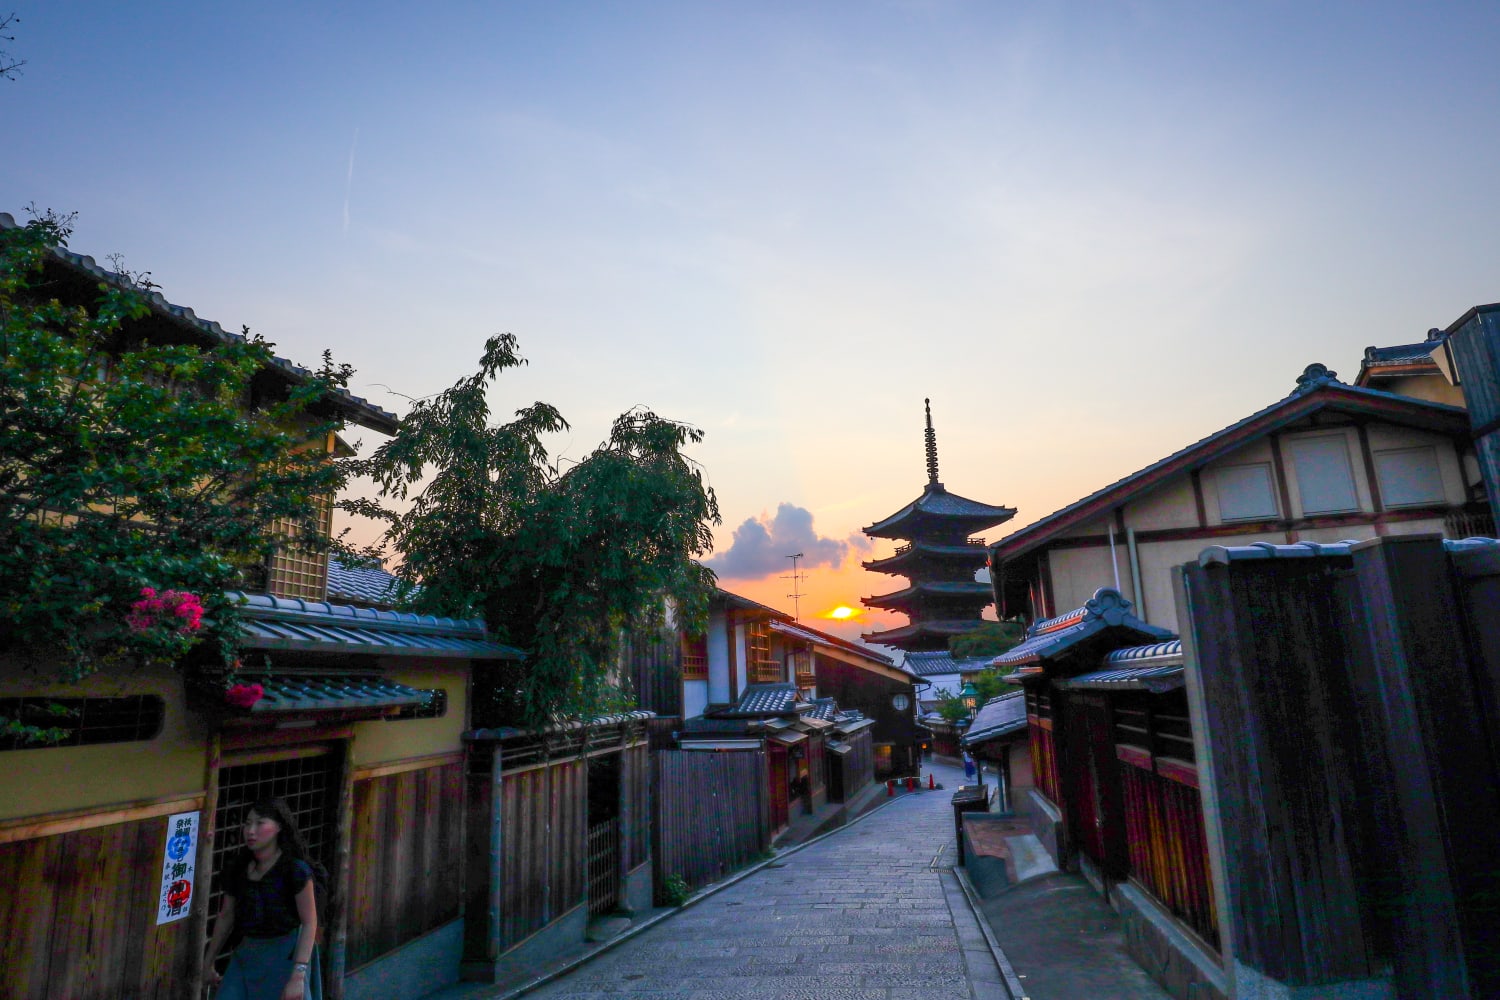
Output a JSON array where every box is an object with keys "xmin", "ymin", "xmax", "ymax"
[{"xmin": 826, "ymin": 605, "xmax": 857, "ymax": 620}]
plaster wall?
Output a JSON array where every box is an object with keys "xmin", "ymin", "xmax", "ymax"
[
  {"xmin": 1049, "ymin": 543, "xmax": 1133, "ymax": 615},
  {"xmin": 733, "ymin": 624, "xmax": 748, "ymax": 695},
  {"xmin": 1135, "ymin": 535, "xmax": 1286, "ymax": 630},
  {"xmin": 1124, "ymin": 478, "xmax": 1200, "ymax": 532},
  {"xmin": 350, "ymin": 659, "xmax": 469, "ymax": 765},
  {"xmin": 1375, "ymin": 373, "xmax": 1465, "ymax": 408},
  {"xmin": 682, "ymin": 679, "xmax": 709, "ymax": 720},
  {"xmin": 0, "ymin": 661, "xmax": 208, "ymax": 820},
  {"xmin": 706, "ymin": 608, "xmax": 730, "ymax": 704}
]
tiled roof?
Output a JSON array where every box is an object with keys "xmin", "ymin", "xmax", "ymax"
[
  {"xmin": 326, "ymin": 558, "xmax": 403, "ymax": 607},
  {"xmin": 234, "ymin": 672, "xmax": 426, "ymax": 716},
  {"xmin": 862, "ymin": 619, "xmax": 990, "ymax": 645},
  {"xmin": 864, "ymin": 483, "xmax": 1016, "ymax": 538},
  {"xmin": 1056, "ymin": 641, "xmax": 1186, "ymax": 693},
  {"xmin": 228, "ymin": 592, "xmax": 524, "ymax": 660},
  {"xmin": 902, "ymin": 651, "xmax": 996, "ymax": 677},
  {"xmin": 1056, "ymin": 662, "xmax": 1184, "ymax": 694},
  {"xmin": 992, "ymin": 588, "xmax": 1173, "ymax": 668},
  {"xmin": 961, "ymin": 692, "xmax": 1027, "ymax": 746},
  {"xmin": 862, "ymin": 540, "xmax": 990, "ymax": 572},
  {"xmin": 0, "ymin": 213, "xmax": 400, "ymax": 435},
  {"xmin": 809, "ymin": 697, "xmax": 840, "ymax": 721},
  {"xmin": 864, "ymin": 580, "xmax": 992, "ymax": 606},
  {"xmin": 715, "ymin": 682, "xmax": 803, "ymax": 718},
  {"xmin": 767, "ymin": 619, "xmax": 896, "ymax": 666},
  {"xmin": 1103, "ymin": 640, "xmax": 1183, "ymax": 664},
  {"xmin": 989, "ymin": 366, "xmax": 1470, "ymax": 567}
]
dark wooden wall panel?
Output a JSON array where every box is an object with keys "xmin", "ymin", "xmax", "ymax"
[
  {"xmin": 346, "ymin": 761, "xmax": 464, "ymax": 970},
  {"xmin": 652, "ymin": 750, "xmax": 769, "ymax": 897},
  {"xmin": 496, "ymin": 758, "xmax": 587, "ymax": 950},
  {"xmin": 0, "ymin": 814, "xmax": 196, "ymax": 999},
  {"xmin": 620, "ymin": 743, "xmax": 651, "ymax": 872}
]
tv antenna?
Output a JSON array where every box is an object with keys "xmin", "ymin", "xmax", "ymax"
[{"xmin": 784, "ymin": 552, "xmax": 806, "ymax": 622}]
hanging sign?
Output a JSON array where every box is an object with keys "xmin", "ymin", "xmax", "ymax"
[{"xmin": 155, "ymin": 810, "xmax": 200, "ymax": 925}]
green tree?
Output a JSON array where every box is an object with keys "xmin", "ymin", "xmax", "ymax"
[
  {"xmin": 0, "ymin": 212, "xmax": 356, "ymax": 709},
  {"xmin": 948, "ymin": 619, "xmax": 1027, "ymax": 659},
  {"xmin": 346, "ymin": 334, "xmax": 720, "ymax": 725}
]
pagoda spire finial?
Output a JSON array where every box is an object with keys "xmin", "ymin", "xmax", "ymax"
[{"xmin": 924, "ymin": 398, "xmax": 941, "ymax": 487}]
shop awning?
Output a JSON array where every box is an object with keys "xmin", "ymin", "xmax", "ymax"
[{"xmin": 768, "ymin": 731, "xmax": 807, "ymax": 747}]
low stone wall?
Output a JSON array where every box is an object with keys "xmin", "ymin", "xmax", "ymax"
[
  {"xmin": 1115, "ymin": 882, "xmax": 1229, "ymax": 1000},
  {"xmin": 1022, "ymin": 788, "xmax": 1065, "ymax": 867}
]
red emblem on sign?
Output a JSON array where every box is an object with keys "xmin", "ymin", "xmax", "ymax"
[{"xmin": 166, "ymin": 879, "xmax": 192, "ymax": 909}]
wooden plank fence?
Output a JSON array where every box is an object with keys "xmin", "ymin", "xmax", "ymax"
[
  {"xmin": 346, "ymin": 758, "xmax": 464, "ymax": 970},
  {"xmin": 652, "ymin": 750, "xmax": 768, "ymax": 899}
]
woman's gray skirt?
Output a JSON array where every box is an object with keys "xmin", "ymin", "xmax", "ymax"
[{"xmin": 219, "ymin": 931, "xmax": 322, "ymax": 1000}]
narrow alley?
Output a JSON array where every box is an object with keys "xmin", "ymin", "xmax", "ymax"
[{"xmin": 523, "ymin": 760, "xmax": 1005, "ymax": 1000}]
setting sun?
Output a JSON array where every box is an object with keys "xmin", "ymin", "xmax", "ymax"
[{"xmin": 826, "ymin": 606, "xmax": 857, "ymax": 620}]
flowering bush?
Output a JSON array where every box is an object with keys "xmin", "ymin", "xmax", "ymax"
[
  {"xmin": 225, "ymin": 682, "xmax": 265, "ymax": 709},
  {"xmin": 126, "ymin": 588, "xmax": 204, "ymax": 635}
]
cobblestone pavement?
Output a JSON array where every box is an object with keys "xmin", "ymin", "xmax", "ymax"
[{"xmin": 527, "ymin": 760, "xmax": 1005, "ymax": 1000}]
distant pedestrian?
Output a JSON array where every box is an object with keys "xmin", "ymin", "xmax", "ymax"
[
  {"xmin": 963, "ymin": 753, "xmax": 976, "ymax": 782},
  {"xmin": 203, "ymin": 798, "xmax": 322, "ymax": 1000}
]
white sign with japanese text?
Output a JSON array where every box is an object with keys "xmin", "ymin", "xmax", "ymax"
[{"xmin": 156, "ymin": 810, "xmax": 199, "ymax": 925}]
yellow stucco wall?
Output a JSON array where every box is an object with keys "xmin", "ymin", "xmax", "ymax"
[
  {"xmin": 0, "ymin": 662, "xmax": 209, "ymax": 821},
  {"xmin": 1377, "ymin": 374, "xmax": 1466, "ymax": 408},
  {"xmin": 349, "ymin": 659, "xmax": 470, "ymax": 765}
]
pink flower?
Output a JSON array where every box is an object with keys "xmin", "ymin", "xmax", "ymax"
[
  {"xmin": 127, "ymin": 589, "xmax": 204, "ymax": 636},
  {"xmin": 225, "ymin": 683, "xmax": 265, "ymax": 709}
]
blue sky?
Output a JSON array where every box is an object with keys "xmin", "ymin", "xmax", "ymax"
[{"xmin": 7, "ymin": 2, "xmax": 1500, "ymax": 629}]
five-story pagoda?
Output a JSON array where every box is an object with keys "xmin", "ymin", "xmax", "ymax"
[{"xmin": 860, "ymin": 400, "xmax": 1016, "ymax": 651}]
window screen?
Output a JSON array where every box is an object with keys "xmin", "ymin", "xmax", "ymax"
[
  {"xmin": 1288, "ymin": 435, "xmax": 1360, "ymax": 514},
  {"xmin": 1215, "ymin": 463, "xmax": 1279, "ymax": 522},
  {"xmin": 1375, "ymin": 447, "xmax": 1445, "ymax": 508},
  {"xmin": 0, "ymin": 696, "xmax": 164, "ymax": 750}
]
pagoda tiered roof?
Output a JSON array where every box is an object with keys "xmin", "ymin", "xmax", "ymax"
[
  {"xmin": 863, "ymin": 579, "xmax": 993, "ymax": 611},
  {"xmin": 859, "ymin": 399, "xmax": 1010, "ymax": 652},
  {"xmin": 861, "ymin": 539, "xmax": 991, "ymax": 574},
  {"xmin": 861, "ymin": 618, "xmax": 983, "ymax": 650},
  {"xmin": 862, "ymin": 482, "xmax": 1016, "ymax": 540}
]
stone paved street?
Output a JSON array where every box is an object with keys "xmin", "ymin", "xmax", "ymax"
[{"xmin": 526, "ymin": 760, "xmax": 1004, "ymax": 1000}]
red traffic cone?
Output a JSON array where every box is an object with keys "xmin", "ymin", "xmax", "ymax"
[
  {"xmin": 887, "ymin": 779, "xmax": 896, "ymax": 797},
  {"xmin": 928, "ymin": 773, "xmax": 936, "ymax": 790}
]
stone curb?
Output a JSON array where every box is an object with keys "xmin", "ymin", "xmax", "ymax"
[
  {"xmin": 483, "ymin": 783, "xmax": 919, "ymax": 1000},
  {"xmin": 953, "ymin": 865, "xmax": 1029, "ymax": 1000}
]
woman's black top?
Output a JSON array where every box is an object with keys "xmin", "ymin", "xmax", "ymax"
[{"xmin": 227, "ymin": 853, "xmax": 313, "ymax": 939}]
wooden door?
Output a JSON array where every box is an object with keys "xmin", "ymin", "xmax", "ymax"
[{"xmin": 767, "ymin": 744, "xmax": 789, "ymax": 832}]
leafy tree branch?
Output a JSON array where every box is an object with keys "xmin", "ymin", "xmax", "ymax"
[{"xmin": 346, "ymin": 334, "xmax": 721, "ymax": 725}]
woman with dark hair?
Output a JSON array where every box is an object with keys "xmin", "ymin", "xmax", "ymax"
[{"xmin": 203, "ymin": 798, "xmax": 321, "ymax": 1000}]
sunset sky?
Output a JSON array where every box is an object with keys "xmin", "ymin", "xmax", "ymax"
[{"xmin": 7, "ymin": 3, "xmax": 1500, "ymax": 649}]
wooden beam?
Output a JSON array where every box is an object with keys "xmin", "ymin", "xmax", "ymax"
[
  {"xmin": 1191, "ymin": 469, "xmax": 1208, "ymax": 528},
  {"xmin": 352, "ymin": 751, "xmax": 463, "ymax": 782},
  {"xmin": 0, "ymin": 792, "xmax": 206, "ymax": 845},
  {"xmin": 1269, "ymin": 433, "xmax": 1296, "ymax": 542},
  {"xmin": 1355, "ymin": 423, "xmax": 1386, "ymax": 535}
]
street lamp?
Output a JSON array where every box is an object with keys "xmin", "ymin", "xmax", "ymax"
[{"xmin": 960, "ymin": 681, "xmax": 978, "ymax": 721}]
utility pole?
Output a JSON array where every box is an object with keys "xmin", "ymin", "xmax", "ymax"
[{"xmin": 784, "ymin": 552, "xmax": 806, "ymax": 622}]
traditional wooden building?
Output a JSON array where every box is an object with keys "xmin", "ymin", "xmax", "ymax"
[
  {"xmin": 990, "ymin": 363, "xmax": 1487, "ymax": 633},
  {"xmin": 861, "ymin": 399, "xmax": 1015, "ymax": 651},
  {"xmin": 0, "ymin": 221, "xmax": 535, "ymax": 1000},
  {"xmin": 992, "ymin": 588, "xmax": 1225, "ymax": 1000},
  {"xmin": 958, "ymin": 691, "xmax": 1029, "ymax": 812},
  {"xmin": 1178, "ymin": 535, "xmax": 1500, "ymax": 998}
]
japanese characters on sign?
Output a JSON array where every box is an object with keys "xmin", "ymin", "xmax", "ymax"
[{"xmin": 156, "ymin": 810, "xmax": 199, "ymax": 925}]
